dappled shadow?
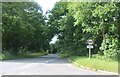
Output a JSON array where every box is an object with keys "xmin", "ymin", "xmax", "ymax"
[{"xmin": 1, "ymin": 54, "xmax": 70, "ymax": 64}]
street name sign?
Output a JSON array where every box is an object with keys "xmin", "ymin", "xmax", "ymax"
[{"xmin": 87, "ymin": 45, "xmax": 93, "ymax": 48}]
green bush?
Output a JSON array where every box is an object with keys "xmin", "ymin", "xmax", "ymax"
[
  {"xmin": 100, "ymin": 34, "xmax": 119, "ymax": 60},
  {"xmin": 92, "ymin": 54, "xmax": 117, "ymax": 62}
]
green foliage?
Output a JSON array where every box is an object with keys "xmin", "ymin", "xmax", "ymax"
[
  {"xmin": 92, "ymin": 54, "xmax": 117, "ymax": 62},
  {"xmin": 2, "ymin": 1, "xmax": 120, "ymax": 61},
  {"xmin": 2, "ymin": 2, "xmax": 53, "ymax": 55},
  {"xmin": 17, "ymin": 52, "xmax": 48, "ymax": 58},
  {"xmin": 59, "ymin": 53, "xmax": 70, "ymax": 58},
  {"xmin": 50, "ymin": 2, "xmax": 120, "ymax": 60},
  {"xmin": 100, "ymin": 34, "xmax": 119, "ymax": 60},
  {"xmin": 0, "ymin": 52, "xmax": 17, "ymax": 60},
  {"xmin": 50, "ymin": 44, "xmax": 57, "ymax": 53}
]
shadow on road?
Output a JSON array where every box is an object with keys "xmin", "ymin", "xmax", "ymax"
[{"xmin": 1, "ymin": 54, "xmax": 70, "ymax": 64}]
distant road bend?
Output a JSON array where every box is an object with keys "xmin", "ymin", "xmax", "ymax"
[{"xmin": 0, "ymin": 54, "xmax": 117, "ymax": 75}]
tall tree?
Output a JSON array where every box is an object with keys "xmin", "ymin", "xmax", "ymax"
[{"xmin": 2, "ymin": 2, "xmax": 52, "ymax": 54}]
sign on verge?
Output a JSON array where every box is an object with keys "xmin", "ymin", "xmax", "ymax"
[
  {"xmin": 87, "ymin": 39, "xmax": 94, "ymax": 45},
  {"xmin": 87, "ymin": 45, "xmax": 93, "ymax": 49}
]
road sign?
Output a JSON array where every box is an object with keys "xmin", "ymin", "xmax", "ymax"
[
  {"xmin": 86, "ymin": 39, "xmax": 94, "ymax": 59},
  {"xmin": 87, "ymin": 39, "xmax": 94, "ymax": 45},
  {"xmin": 87, "ymin": 45, "xmax": 93, "ymax": 59},
  {"xmin": 87, "ymin": 45, "xmax": 93, "ymax": 48}
]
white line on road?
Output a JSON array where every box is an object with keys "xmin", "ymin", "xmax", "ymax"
[{"xmin": 44, "ymin": 59, "xmax": 57, "ymax": 63}]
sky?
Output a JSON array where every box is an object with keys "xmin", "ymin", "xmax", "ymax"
[
  {"xmin": 35, "ymin": 0, "xmax": 60, "ymax": 14},
  {"xmin": 35, "ymin": 0, "xmax": 59, "ymax": 44}
]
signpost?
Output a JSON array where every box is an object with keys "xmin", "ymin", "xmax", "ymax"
[{"xmin": 87, "ymin": 39, "xmax": 94, "ymax": 59}]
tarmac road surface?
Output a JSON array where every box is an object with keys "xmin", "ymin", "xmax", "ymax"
[{"xmin": 0, "ymin": 54, "xmax": 117, "ymax": 75}]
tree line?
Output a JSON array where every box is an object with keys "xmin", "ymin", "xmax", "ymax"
[
  {"xmin": 48, "ymin": 1, "xmax": 120, "ymax": 60},
  {"xmin": 2, "ymin": 2, "xmax": 55, "ymax": 55},
  {"xmin": 2, "ymin": 1, "xmax": 120, "ymax": 60}
]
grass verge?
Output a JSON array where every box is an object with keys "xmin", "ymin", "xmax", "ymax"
[
  {"xmin": 68, "ymin": 56, "xmax": 118, "ymax": 73},
  {"xmin": 59, "ymin": 53, "xmax": 118, "ymax": 73},
  {"xmin": 0, "ymin": 52, "xmax": 48, "ymax": 60}
]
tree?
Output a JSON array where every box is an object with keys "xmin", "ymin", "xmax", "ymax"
[
  {"xmin": 2, "ymin": 2, "xmax": 52, "ymax": 54},
  {"xmin": 49, "ymin": 1, "xmax": 120, "ymax": 60},
  {"xmin": 67, "ymin": 2, "xmax": 120, "ymax": 59}
]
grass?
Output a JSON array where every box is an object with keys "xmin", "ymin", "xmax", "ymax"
[
  {"xmin": 0, "ymin": 52, "xmax": 48, "ymax": 60},
  {"xmin": 17, "ymin": 52, "xmax": 48, "ymax": 58},
  {"xmin": 68, "ymin": 56, "xmax": 118, "ymax": 73},
  {"xmin": 0, "ymin": 54, "xmax": 2, "ymax": 60},
  {"xmin": 0, "ymin": 53, "xmax": 17, "ymax": 60}
]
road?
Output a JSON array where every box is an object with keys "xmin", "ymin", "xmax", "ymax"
[{"xmin": 0, "ymin": 54, "xmax": 117, "ymax": 75}]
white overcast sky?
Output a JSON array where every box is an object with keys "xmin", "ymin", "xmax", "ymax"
[
  {"xmin": 35, "ymin": 0, "xmax": 60, "ymax": 44},
  {"xmin": 35, "ymin": 0, "xmax": 60, "ymax": 14}
]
